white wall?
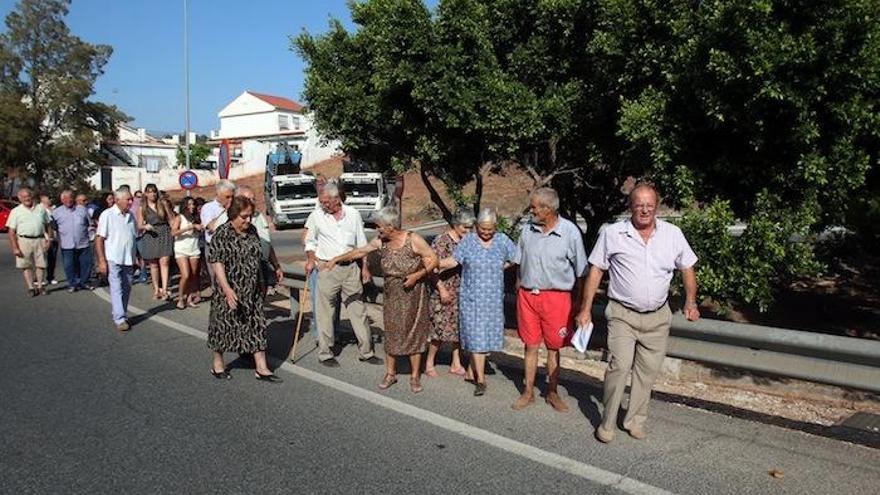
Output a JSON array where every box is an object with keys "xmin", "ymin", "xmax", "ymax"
[
  {"xmin": 299, "ymin": 118, "xmax": 341, "ymax": 168},
  {"xmin": 219, "ymin": 110, "xmax": 301, "ymax": 139},
  {"xmin": 119, "ymin": 145, "xmax": 178, "ymax": 170}
]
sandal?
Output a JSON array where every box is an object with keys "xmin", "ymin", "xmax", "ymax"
[
  {"xmin": 210, "ymin": 369, "xmax": 231, "ymax": 380},
  {"xmin": 176, "ymin": 300, "xmax": 187, "ymax": 310},
  {"xmin": 424, "ymin": 367, "xmax": 439, "ymax": 378},
  {"xmin": 409, "ymin": 377, "xmax": 423, "ymax": 394},
  {"xmin": 187, "ymin": 299, "xmax": 199, "ymax": 308},
  {"xmin": 448, "ymin": 367, "xmax": 467, "ymax": 376},
  {"xmin": 378, "ymin": 374, "xmax": 398, "ymax": 390},
  {"xmin": 474, "ymin": 382, "xmax": 487, "ymax": 396}
]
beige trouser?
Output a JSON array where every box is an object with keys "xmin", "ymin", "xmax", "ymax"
[
  {"xmin": 600, "ymin": 300, "xmax": 672, "ymax": 432},
  {"xmin": 16, "ymin": 237, "xmax": 47, "ymax": 270},
  {"xmin": 316, "ymin": 262, "xmax": 374, "ymax": 361}
]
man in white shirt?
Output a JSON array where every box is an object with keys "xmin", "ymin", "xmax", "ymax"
[
  {"xmin": 95, "ymin": 188, "xmax": 138, "ymax": 332},
  {"xmin": 200, "ymin": 180, "xmax": 236, "ymax": 282},
  {"xmin": 577, "ymin": 183, "xmax": 700, "ymax": 443},
  {"xmin": 305, "ymin": 183, "xmax": 380, "ymax": 367}
]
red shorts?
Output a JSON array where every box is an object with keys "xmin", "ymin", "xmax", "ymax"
[{"xmin": 516, "ymin": 288, "xmax": 574, "ymax": 350}]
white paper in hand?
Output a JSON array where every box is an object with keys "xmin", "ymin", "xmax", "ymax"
[{"xmin": 572, "ymin": 322, "xmax": 594, "ymax": 353}]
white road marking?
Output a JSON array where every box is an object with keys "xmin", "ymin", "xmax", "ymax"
[{"xmin": 93, "ymin": 289, "xmax": 674, "ymax": 495}]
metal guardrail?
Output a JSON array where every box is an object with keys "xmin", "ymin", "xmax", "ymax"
[{"xmin": 281, "ymin": 263, "xmax": 880, "ymax": 393}]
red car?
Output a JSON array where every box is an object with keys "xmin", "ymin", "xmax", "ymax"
[{"xmin": 0, "ymin": 199, "xmax": 16, "ymax": 233}]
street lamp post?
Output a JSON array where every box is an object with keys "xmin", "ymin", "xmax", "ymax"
[{"xmin": 183, "ymin": 0, "xmax": 191, "ymax": 196}]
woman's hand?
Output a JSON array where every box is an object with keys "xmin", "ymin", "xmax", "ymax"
[
  {"xmin": 438, "ymin": 285, "xmax": 453, "ymax": 305},
  {"xmin": 404, "ymin": 272, "xmax": 420, "ymax": 289},
  {"xmin": 274, "ymin": 265, "xmax": 284, "ymax": 284},
  {"xmin": 224, "ymin": 287, "xmax": 238, "ymax": 310}
]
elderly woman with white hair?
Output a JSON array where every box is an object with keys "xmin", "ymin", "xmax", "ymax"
[
  {"xmin": 424, "ymin": 209, "xmax": 475, "ymax": 378},
  {"xmin": 327, "ymin": 206, "xmax": 438, "ymax": 393},
  {"xmin": 437, "ymin": 208, "xmax": 516, "ymax": 396}
]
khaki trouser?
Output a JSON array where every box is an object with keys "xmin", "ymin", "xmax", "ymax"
[
  {"xmin": 316, "ymin": 262, "xmax": 374, "ymax": 361},
  {"xmin": 16, "ymin": 237, "xmax": 47, "ymax": 270},
  {"xmin": 600, "ymin": 300, "xmax": 672, "ymax": 432}
]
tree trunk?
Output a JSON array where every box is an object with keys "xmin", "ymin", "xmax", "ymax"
[{"xmin": 419, "ymin": 166, "xmax": 454, "ymax": 225}]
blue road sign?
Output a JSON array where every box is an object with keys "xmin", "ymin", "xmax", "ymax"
[{"xmin": 179, "ymin": 170, "xmax": 199, "ymax": 190}]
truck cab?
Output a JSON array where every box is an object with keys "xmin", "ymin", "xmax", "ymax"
[
  {"xmin": 269, "ymin": 174, "xmax": 317, "ymax": 228},
  {"xmin": 264, "ymin": 143, "xmax": 316, "ymax": 228},
  {"xmin": 340, "ymin": 172, "xmax": 387, "ymax": 224}
]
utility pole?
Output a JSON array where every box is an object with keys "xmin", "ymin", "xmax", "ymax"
[{"xmin": 183, "ymin": 0, "xmax": 191, "ymax": 196}]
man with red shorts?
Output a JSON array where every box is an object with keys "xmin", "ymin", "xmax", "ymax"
[{"xmin": 512, "ymin": 187, "xmax": 588, "ymax": 412}]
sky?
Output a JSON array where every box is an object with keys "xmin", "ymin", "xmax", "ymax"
[{"xmin": 0, "ymin": 0, "xmax": 364, "ymax": 134}]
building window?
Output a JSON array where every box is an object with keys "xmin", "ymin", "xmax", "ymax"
[
  {"xmin": 140, "ymin": 156, "xmax": 162, "ymax": 172},
  {"xmin": 278, "ymin": 114, "xmax": 291, "ymax": 131},
  {"xmin": 292, "ymin": 116, "xmax": 301, "ymax": 130}
]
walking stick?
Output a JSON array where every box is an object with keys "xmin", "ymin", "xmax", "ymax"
[{"xmin": 288, "ymin": 283, "xmax": 309, "ymax": 363}]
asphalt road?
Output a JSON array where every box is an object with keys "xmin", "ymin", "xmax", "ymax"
[{"xmin": 1, "ymin": 241, "xmax": 878, "ymax": 494}]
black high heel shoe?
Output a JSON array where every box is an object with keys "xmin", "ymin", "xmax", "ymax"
[
  {"xmin": 254, "ymin": 371, "xmax": 283, "ymax": 383},
  {"xmin": 210, "ymin": 369, "xmax": 231, "ymax": 380}
]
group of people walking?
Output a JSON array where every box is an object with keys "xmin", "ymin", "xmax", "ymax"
[
  {"xmin": 308, "ymin": 182, "xmax": 701, "ymax": 442},
  {"xmin": 7, "ymin": 177, "xmax": 701, "ymax": 442}
]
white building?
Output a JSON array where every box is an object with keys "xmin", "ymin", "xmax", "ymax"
[
  {"xmin": 208, "ymin": 91, "xmax": 340, "ymax": 170},
  {"xmin": 89, "ymin": 125, "xmax": 191, "ymax": 191}
]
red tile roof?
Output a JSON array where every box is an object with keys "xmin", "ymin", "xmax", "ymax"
[{"xmin": 247, "ymin": 91, "xmax": 304, "ymax": 113}]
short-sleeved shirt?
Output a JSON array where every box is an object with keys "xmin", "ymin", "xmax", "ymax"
[
  {"xmin": 200, "ymin": 200, "xmax": 227, "ymax": 244},
  {"xmin": 588, "ymin": 218, "xmax": 698, "ymax": 312},
  {"xmin": 52, "ymin": 205, "xmax": 91, "ymax": 249},
  {"xmin": 6, "ymin": 204, "xmax": 49, "ymax": 237},
  {"xmin": 514, "ymin": 217, "xmax": 588, "ymax": 291},
  {"xmin": 96, "ymin": 205, "xmax": 137, "ymax": 266},
  {"xmin": 303, "ymin": 204, "xmax": 367, "ymax": 260},
  {"xmin": 251, "ymin": 212, "xmax": 272, "ymax": 261}
]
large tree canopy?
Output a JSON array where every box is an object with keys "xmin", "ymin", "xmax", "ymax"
[
  {"xmin": 295, "ymin": 0, "xmax": 880, "ymax": 311},
  {"xmin": 0, "ymin": 0, "xmax": 127, "ymax": 191}
]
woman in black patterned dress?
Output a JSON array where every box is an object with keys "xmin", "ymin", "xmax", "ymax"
[{"xmin": 207, "ymin": 196, "xmax": 280, "ymax": 382}]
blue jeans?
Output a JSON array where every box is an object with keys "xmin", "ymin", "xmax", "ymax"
[
  {"xmin": 308, "ymin": 270, "xmax": 341, "ymax": 337},
  {"xmin": 108, "ymin": 262, "xmax": 134, "ymax": 324},
  {"xmin": 61, "ymin": 246, "xmax": 92, "ymax": 288}
]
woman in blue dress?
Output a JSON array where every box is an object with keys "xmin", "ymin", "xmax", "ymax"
[{"xmin": 437, "ymin": 208, "xmax": 516, "ymax": 396}]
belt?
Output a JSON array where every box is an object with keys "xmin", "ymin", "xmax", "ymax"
[
  {"xmin": 319, "ymin": 259, "xmax": 354, "ymax": 266},
  {"xmin": 17, "ymin": 234, "xmax": 43, "ymax": 239},
  {"xmin": 521, "ymin": 287, "xmax": 570, "ymax": 295},
  {"xmin": 610, "ymin": 298, "xmax": 667, "ymax": 314}
]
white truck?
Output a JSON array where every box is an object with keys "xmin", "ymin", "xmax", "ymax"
[
  {"xmin": 340, "ymin": 172, "xmax": 388, "ymax": 225},
  {"xmin": 264, "ymin": 144, "xmax": 317, "ymax": 229},
  {"xmin": 268, "ymin": 174, "xmax": 318, "ymax": 228}
]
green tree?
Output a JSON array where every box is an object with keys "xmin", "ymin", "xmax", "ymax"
[
  {"xmin": 177, "ymin": 142, "xmax": 212, "ymax": 168},
  {"xmin": 0, "ymin": 0, "xmax": 127, "ymax": 190},
  {"xmin": 295, "ymin": 0, "xmax": 880, "ymax": 311}
]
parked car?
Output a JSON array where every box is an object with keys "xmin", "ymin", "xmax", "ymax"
[{"xmin": 0, "ymin": 199, "xmax": 16, "ymax": 232}]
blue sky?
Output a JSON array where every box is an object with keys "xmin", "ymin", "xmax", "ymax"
[{"xmin": 0, "ymin": 0, "xmax": 365, "ymax": 134}]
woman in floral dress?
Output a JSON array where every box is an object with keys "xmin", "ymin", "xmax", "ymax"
[
  {"xmin": 424, "ymin": 210, "xmax": 474, "ymax": 377},
  {"xmin": 328, "ymin": 206, "xmax": 438, "ymax": 393},
  {"xmin": 437, "ymin": 208, "xmax": 516, "ymax": 396}
]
